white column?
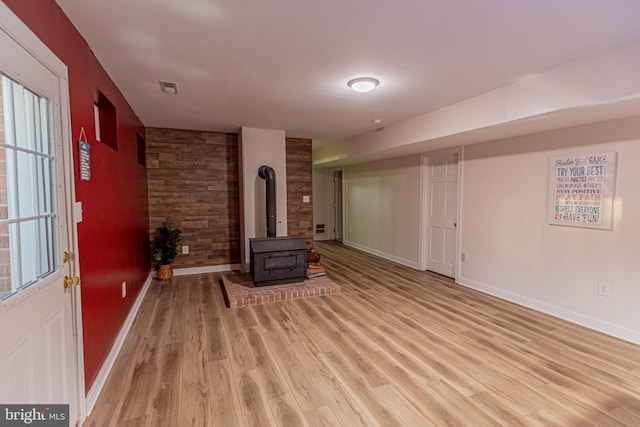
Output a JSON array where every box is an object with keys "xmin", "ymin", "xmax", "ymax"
[{"xmin": 238, "ymin": 127, "xmax": 288, "ymax": 270}]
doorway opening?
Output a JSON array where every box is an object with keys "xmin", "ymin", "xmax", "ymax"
[{"xmin": 332, "ymin": 170, "xmax": 343, "ymax": 242}]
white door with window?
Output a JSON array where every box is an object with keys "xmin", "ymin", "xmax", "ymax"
[
  {"xmin": 425, "ymin": 152, "xmax": 459, "ymax": 278},
  {"xmin": 0, "ymin": 6, "xmax": 81, "ymax": 426}
]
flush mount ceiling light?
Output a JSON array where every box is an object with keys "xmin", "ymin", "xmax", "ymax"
[
  {"xmin": 347, "ymin": 77, "xmax": 380, "ymax": 93},
  {"xmin": 159, "ymin": 80, "xmax": 179, "ymax": 94}
]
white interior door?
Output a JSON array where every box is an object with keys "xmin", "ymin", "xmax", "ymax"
[
  {"xmin": 0, "ymin": 10, "xmax": 80, "ymax": 426},
  {"xmin": 426, "ymin": 152, "xmax": 459, "ymax": 277}
]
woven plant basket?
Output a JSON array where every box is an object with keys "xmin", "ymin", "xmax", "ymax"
[{"xmin": 157, "ymin": 264, "xmax": 173, "ymax": 280}]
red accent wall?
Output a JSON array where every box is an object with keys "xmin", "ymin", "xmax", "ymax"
[{"xmin": 4, "ymin": 0, "xmax": 151, "ymax": 392}]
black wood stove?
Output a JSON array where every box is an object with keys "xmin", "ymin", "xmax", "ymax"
[
  {"xmin": 249, "ymin": 165, "xmax": 307, "ymax": 286},
  {"xmin": 250, "ymin": 236, "xmax": 307, "ymax": 286}
]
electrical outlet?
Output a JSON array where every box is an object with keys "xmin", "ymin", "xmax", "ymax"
[
  {"xmin": 182, "ymin": 245, "xmax": 189, "ymax": 254},
  {"xmin": 461, "ymin": 253, "xmax": 466, "ymax": 262},
  {"xmin": 121, "ymin": 281, "xmax": 127, "ymax": 298},
  {"xmin": 597, "ymin": 281, "xmax": 611, "ymax": 297}
]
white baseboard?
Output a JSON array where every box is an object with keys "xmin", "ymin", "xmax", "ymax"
[
  {"xmin": 85, "ymin": 272, "xmax": 154, "ymax": 415},
  {"xmin": 172, "ymin": 264, "xmax": 239, "ymax": 276},
  {"xmin": 457, "ymin": 275, "xmax": 640, "ymax": 345},
  {"xmin": 343, "ymin": 240, "xmax": 420, "ymax": 270}
]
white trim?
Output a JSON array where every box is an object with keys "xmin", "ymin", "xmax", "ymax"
[
  {"xmin": 85, "ymin": 272, "xmax": 154, "ymax": 415},
  {"xmin": 455, "ymin": 146, "xmax": 465, "ymax": 281},
  {"xmin": 343, "ymin": 240, "xmax": 419, "ymax": 270},
  {"xmin": 418, "ymin": 154, "xmax": 428, "ymax": 271},
  {"xmin": 457, "ymin": 276, "xmax": 640, "ymax": 345},
  {"xmin": 58, "ymin": 69, "xmax": 87, "ymax": 424},
  {"xmin": 0, "ymin": 2, "xmax": 66, "ymax": 78},
  {"xmin": 172, "ymin": 264, "xmax": 239, "ymax": 277}
]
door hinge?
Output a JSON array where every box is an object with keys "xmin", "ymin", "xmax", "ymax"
[{"xmin": 64, "ymin": 275, "xmax": 81, "ymax": 289}]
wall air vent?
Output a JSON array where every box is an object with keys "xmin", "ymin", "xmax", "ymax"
[
  {"xmin": 159, "ymin": 80, "xmax": 178, "ymax": 94},
  {"xmin": 315, "ymin": 224, "xmax": 325, "ymax": 234}
]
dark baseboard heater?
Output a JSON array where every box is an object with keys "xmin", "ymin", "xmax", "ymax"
[{"xmin": 250, "ymin": 236, "xmax": 307, "ymax": 286}]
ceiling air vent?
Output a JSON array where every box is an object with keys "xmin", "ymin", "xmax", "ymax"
[{"xmin": 159, "ymin": 80, "xmax": 178, "ymax": 94}]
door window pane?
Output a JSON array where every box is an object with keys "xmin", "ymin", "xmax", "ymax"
[{"xmin": 0, "ymin": 74, "xmax": 57, "ymax": 299}]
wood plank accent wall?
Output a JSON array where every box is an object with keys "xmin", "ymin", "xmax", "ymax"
[
  {"xmin": 285, "ymin": 137, "xmax": 314, "ymax": 246},
  {"xmin": 146, "ymin": 128, "xmax": 240, "ymax": 268}
]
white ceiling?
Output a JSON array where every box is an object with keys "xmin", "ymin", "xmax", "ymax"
[{"xmin": 55, "ymin": 0, "xmax": 640, "ymax": 141}]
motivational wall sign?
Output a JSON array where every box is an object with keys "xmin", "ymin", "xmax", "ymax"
[
  {"xmin": 548, "ymin": 151, "xmax": 617, "ymax": 229},
  {"xmin": 78, "ymin": 127, "xmax": 91, "ymax": 181}
]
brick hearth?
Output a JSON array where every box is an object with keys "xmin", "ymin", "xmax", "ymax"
[{"xmin": 220, "ymin": 271, "xmax": 340, "ymax": 308}]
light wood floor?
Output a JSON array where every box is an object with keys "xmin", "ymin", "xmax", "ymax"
[{"xmin": 84, "ymin": 241, "xmax": 640, "ymax": 426}]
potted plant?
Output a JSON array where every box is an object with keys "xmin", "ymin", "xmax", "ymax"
[{"xmin": 151, "ymin": 222, "xmax": 182, "ymax": 280}]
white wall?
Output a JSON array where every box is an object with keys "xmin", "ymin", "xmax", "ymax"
[
  {"xmin": 343, "ymin": 155, "xmax": 422, "ymax": 268},
  {"xmin": 312, "ymin": 114, "xmax": 640, "ymax": 343},
  {"xmin": 239, "ymin": 127, "xmax": 288, "ymax": 267},
  {"xmin": 460, "ymin": 115, "xmax": 640, "ymax": 342}
]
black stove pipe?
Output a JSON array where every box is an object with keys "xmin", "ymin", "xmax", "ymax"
[{"xmin": 258, "ymin": 165, "xmax": 276, "ymax": 237}]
